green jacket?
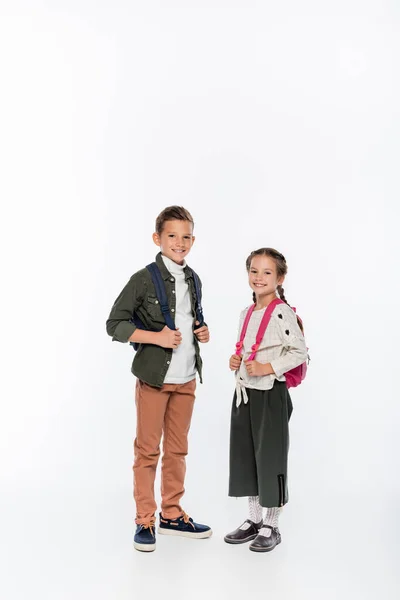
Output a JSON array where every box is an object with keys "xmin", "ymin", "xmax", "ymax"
[{"xmin": 106, "ymin": 252, "xmax": 203, "ymax": 387}]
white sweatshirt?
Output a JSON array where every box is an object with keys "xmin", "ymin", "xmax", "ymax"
[{"xmin": 235, "ymin": 302, "xmax": 308, "ymax": 405}]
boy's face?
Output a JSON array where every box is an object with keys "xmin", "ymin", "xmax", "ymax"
[
  {"xmin": 152, "ymin": 219, "xmax": 195, "ymax": 265},
  {"xmin": 248, "ymin": 255, "xmax": 284, "ymax": 300}
]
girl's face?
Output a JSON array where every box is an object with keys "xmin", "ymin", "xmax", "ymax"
[{"xmin": 248, "ymin": 255, "xmax": 284, "ymax": 299}]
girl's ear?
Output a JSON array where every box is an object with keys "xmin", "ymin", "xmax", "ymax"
[
  {"xmin": 278, "ymin": 275, "xmax": 285, "ymax": 286},
  {"xmin": 152, "ymin": 232, "xmax": 161, "ymax": 247}
]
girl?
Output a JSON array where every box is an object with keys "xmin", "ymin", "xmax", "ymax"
[{"xmin": 224, "ymin": 248, "xmax": 308, "ymax": 553}]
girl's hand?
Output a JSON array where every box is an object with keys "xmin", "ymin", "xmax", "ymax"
[
  {"xmin": 194, "ymin": 321, "xmax": 210, "ymax": 343},
  {"xmin": 244, "ymin": 360, "xmax": 273, "ymax": 377},
  {"xmin": 229, "ymin": 354, "xmax": 242, "ymax": 371}
]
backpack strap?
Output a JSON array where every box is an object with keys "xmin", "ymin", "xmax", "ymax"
[
  {"xmin": 190, "ymin": 268, "xmax": 205, "ymax": 327},
  {"xmin": 248, "ymin": 298, "xmax": 283, "ymax": 360},
  {"xmin": 236, "ymin": 298, "xmax": 284, "ymax": 360},
  {"xmin": 146, "ymin": 262, "xmax": 176, "ymax": 331},
  {"xmin": 235, "ymin": 304, "xmax": 255, "ymax": 355}
]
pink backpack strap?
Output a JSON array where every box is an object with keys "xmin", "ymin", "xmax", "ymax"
[
  {"xmin": 235, "ymin": 304, "xmax": 255, "ymax": 356},
  {"xmin": 247, "ymin": 298, "xmax": 284, "ymax": 360}
]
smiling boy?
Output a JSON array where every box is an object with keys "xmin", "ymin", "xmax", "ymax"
[{"xmin": 106, "ymin": 206, "xmax": 212, "ymax": 552}]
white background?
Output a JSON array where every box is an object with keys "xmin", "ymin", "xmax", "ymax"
[{"xmin": 0, "ymin": 1, "xmax": 399, "ymax": 599}]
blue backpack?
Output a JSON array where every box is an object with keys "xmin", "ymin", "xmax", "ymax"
[{"xmin": 129, "ymin": 262, "xmax": 205, "ymax": 350}]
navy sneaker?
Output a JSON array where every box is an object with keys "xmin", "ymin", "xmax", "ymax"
[
  {"xmin": 158, "ymin": 512, "xmax": 212, "ymax": 539},
  {"xmin": 134, "ymin": 522, "xmax": 156, "ymax": 552}
]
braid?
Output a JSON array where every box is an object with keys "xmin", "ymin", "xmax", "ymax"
[
  {"xmin": 252, "ymin": 291, "xmax": 256, "ymax": 304},
  {"xmin": 277, "ymin": 285, "xmax": 290, "ymax": 306},
  {"xmin": 277, "ymin": 285, "xmax": 304, "ymax": 334}
]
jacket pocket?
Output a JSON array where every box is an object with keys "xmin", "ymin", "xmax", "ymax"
[{"xmin": 145, "ymin": 295, "xmax": 163, "ymax": 321}]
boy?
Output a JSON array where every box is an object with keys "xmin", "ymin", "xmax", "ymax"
[{"xmin": 106, "ymin": 206, "xmax": 212, "ymax": 552}]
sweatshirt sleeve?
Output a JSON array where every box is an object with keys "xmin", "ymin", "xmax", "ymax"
[
  {"xmin": 269, "ymin": 305, "xmax": 308, "ymax": 379},
  {"xmin": 105, "ymin": 273, "xmax": 145, "ymax": 343}
]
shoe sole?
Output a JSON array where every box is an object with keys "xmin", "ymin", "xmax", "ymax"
[
  {"xmin": 249, "ymin": 538, "xmax": 281, "ymax": 553},
  {"xmin": 224, "ymin": 533, "xmax": 258, "ymax": 544},
  {"xmin": 134, "ymin": 542, "xmax": 156, "ymax": 552},
  {"xmin": 157, "ymin": 527, "xmax": 212, "ymax": 539}
]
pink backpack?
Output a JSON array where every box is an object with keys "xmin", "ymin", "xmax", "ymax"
[{"xmin": 235, "ymin": 298, "xmax": 308, "ymax": 388}]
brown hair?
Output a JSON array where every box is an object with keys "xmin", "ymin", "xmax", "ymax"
[
  {"xmin": 155, "ymin": 206, "xmax": 194, "ymax": 235},
  {"xmin": 246, "ymin": 247, "xmax": 304, "ymax": 333}
]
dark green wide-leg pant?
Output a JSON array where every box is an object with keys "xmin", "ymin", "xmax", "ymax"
[{"xmin": 228, "ymin": 381, "xmax": 293, "ymax": 507}]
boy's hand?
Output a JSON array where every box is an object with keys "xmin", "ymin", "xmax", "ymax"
[
  {"xmin": 157, "ymin": 326, "xmax": 182, "ymax": 349},
  {"xmin": 229, "ymin": 354, "xmax": 242, "ymax": 371},
  {"xmin": 244, "ymin": 359, "xmax": 273, "ymax": 377},
  {"xmin": 194, "ymin": 321, "xmax": 210, "ymax": 343}
]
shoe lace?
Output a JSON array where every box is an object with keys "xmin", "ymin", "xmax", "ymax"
[
  {"xmin": 141, "ymin": 521, "xmax": 155, "ymax": 535},
  {"xmin": 182, "ymin": 511, "xmax": 195, "ymax": 530}
]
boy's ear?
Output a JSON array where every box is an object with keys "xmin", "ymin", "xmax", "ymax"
[
  {"xmin": 191, "ymin": 236, "xmax": 196, "ymax": 246},
  {"xmin": 152, "ymin": 232, "xmax": 161, "ymax": 247}
]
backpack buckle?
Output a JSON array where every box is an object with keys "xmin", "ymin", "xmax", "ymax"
[{"xmin": 235, "ymin": 341, "xmax": 243, "ymax": 355}]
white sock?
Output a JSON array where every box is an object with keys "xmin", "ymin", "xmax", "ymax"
[
  {"xmin": 239, "ymin": 496, "xmax": 263, "ymax": 530},
  {"xmin": 259, "ymin": 507, "xmax": 281, "ymax": 538}
]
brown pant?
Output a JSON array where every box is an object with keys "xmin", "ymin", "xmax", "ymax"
[{"xmin": 133, "ymin": 378, "xmax": 196, "ymax": 525}]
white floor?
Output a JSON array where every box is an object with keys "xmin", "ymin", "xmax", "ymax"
[{"xmin": 1, "ymin": 486, "xmax": 398, "ymax": 600}]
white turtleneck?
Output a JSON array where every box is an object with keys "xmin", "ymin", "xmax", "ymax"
[{"xmin": 161, "ymin": 255, "xmax": 197, "ymax": 384}]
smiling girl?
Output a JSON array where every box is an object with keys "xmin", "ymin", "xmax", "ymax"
[{"xmin": 224, "ymin": 248, "xmax": 308, "ymax": 553}]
